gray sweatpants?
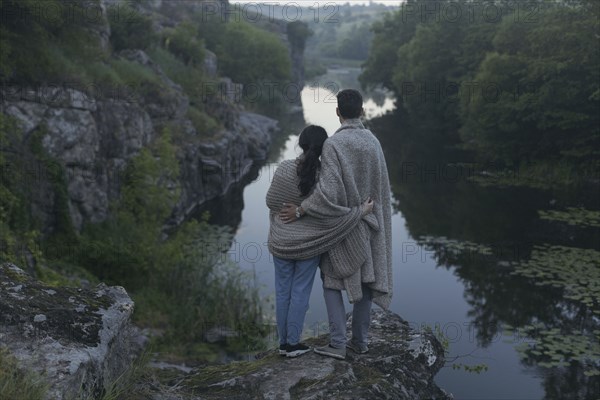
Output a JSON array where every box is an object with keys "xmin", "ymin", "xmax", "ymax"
[{"xmin": 323, "ymin": 284, "xmax": 372, "ymax": 349}]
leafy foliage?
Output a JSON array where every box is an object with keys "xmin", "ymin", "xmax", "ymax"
[
  {"xmin": 215, "ymin": 21, "xmax": 291, "ymax": 85},
  {"xmin": 0, "ymin": 0, "xmax": 107, "ymax": 84},
  {"xmin": 73, "ymin": 129, "xmax": 178, "ymax": 288},
  {"xmin": 108, "ymin": 2, "xmax": 157, "ymax": 51},
  {"xmin": 161, "ymin": 21, "xmax": 205, "ymax": 66},
  {"xmin": 0, "ymin": 115, "xmax": 58, "ymax": 268},
  {"xmin": 145, "ymin": 47, "xmax": 220, "ymax": 136},
  {"xmin": 359, "ymin": 9, "xmax": 418, "ymax": 90},
  {"xmin": 460, "ymin": 5, "xmax": 600, "ymax": 165},
  {"xmin": 70, "ymin": 130, "xmax": 264, "ymax": 356},
  {"xmin": 361, "ymin": 0, "xmax": 600, "ymax": 178}
]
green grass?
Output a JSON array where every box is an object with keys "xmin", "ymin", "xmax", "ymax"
[
  {"xmin": 146, "ymin": 46, "xmax": 208, "ymax": 107},
  {"xmin": 36, "ymin": 261, "xmax": 100, "ymax": 288},
  {"xmin": 95, "ymin": 351, "xmax": 152, "ymax": 400},
  {"xmin": 186, "ymin": 106, "xmax": 220, "ymax": 138},
  {"xmin": 109, "ymin": 58, "xmax": 168, "ymax": 98},
  {"xmin": 182, "ymin": 351, "xmax": 280, "ymax": 389},
  {"xmin": 0, "ymin": 348, "xmax": 48, "ymax": 400}
]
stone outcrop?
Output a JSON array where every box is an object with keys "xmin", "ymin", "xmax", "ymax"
[
  {"xmin": 146, "ymin": 310, "xmax": 452, "ymax": 400},
  {"xmin": 169, "ymin": 111, "xmax": 276, "ymax": 229},
  {"xmin": 0, "ymin": 263, "xmax": 135, "ymax": 400},
  {"xmin": 0, "ymin": 263, "xmax": 451, "ymax": 400},
  {"xmin": 0, "ymin": 50, "xmax": 277, "ymax": 233},
  {"xmin": 0, "ymin": 0, "xmax": 289, "ymax": 235}
]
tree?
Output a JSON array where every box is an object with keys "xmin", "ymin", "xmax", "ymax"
[
  {"xmin": 287, "ymin": 21, "xmax": 312, "ymax": 52},
  {"xmin": 459, "ymin": 5, "xmax": 600, "ymax": 164},
  {"xmin": 108, "ymin": 2, "xmax": 157, "ymax": 52},
  {"xmin": 359, "ymin": 7, "xmax": 418, "ymax": 91},
  {"xmin": 215, "ymin": 21, "xmax": 291, "ymax": 85},
  {"xmin": 162, "ymin": 21, "xmax": 205, "ymax": 66}
]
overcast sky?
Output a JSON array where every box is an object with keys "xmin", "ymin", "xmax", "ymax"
[{"xmin": 231, "ymin": 1, "xmax": 405, "ymax": 6}]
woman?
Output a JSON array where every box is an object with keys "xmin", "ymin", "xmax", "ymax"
[{"xmin": 266, "ymin": 125, "xmax": 374, "ymax": 358}]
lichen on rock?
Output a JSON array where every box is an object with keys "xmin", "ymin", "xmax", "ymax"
[{"xmin": 0, "ymin": 263, "xmax": 135, "ymax": 399}]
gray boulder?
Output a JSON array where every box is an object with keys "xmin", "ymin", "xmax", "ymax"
[{"xmin": 0, "ymin": 263, "xmax": 135, "ymax": 400}]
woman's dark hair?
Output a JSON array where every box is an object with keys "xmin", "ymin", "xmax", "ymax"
[{"xmin": 297, "ymin": 125, "xmax": 328, "ymax": 196}]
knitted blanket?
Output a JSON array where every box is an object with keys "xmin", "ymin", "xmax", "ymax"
[
  {"xmin": 266, "ymin": 159, "xmax": 379, "ymax": 266},
  {"xmin": 300, "ymin": 119, "xmax": 393, "ymax": 310}
]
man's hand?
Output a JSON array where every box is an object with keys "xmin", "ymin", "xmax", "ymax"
[{"xmin": 279, "ymin": 203, "xmax": 299, "ymax": 224}]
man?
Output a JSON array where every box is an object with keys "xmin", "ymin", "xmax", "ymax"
[{"xmin": 280, "ymin": 89, "xmax": 392, "ymax": 359}]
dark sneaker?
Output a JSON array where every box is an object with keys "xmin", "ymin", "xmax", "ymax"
[
  {"xmin": 286, "ymin": 343, "xmax": 311, "ymax": 358},
  {"xmin": 279, "ymin": 344, "xmax": 287, "ymax": 356},
  {"xmin": 346, "ymin": 341, "xmax": 369, "ymax": 354},
  {"xmin": 314, "ymin": 344, "xmax": 346, "ymax": 360}
]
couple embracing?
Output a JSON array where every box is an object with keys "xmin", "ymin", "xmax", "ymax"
[{"xmin": 266, "ymin": 89, "xmax": 392, "ymax": 359}]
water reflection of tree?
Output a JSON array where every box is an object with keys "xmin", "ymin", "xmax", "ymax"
[{"xmin": 370, "ymin": 111, "xmax": 600, "ymax": 399}]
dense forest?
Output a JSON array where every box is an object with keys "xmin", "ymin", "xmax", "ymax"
[{"xmin": 360, "ymin": 0, "xmax": 599, "ymax": 184}]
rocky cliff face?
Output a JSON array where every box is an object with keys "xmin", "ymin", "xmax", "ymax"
[
  {"xmin": 0, "ymin": 70, "xmax": 276, "ymax": 233},
  {"xmin": 1, "ymin": 38, "xmax": 279, "ymax": 236},
  {"xmin": 0, "ymin": 263, "xmax": 136, "ymax": 399},
  {"xmin": 0, "ymin": 0, "xmax": 310, "ymax": 235}
]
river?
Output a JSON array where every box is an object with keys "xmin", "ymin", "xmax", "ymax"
[{"xmin": 200, "ymin": 69, "xmax": 600, "ymax": 399}]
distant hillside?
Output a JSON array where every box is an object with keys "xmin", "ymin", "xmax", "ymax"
[{"xmin": 236, "ymin": 1, "xmax": 398, "ymax": 76}]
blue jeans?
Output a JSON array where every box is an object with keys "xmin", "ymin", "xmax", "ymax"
[{"xmin": 273, "ymin": 255, "xmax": 319, "ymax": 346}]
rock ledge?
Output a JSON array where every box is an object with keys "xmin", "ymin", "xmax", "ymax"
[
  {"xmin": 162, "ymin": 309, "xmax": 451, "ymax": 400},
  {"xmin": 0, "ymin": 263, "xmax": 135, "ymax": 400}
]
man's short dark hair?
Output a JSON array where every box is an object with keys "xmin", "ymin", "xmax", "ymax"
[{"xmin": 337, "ymin": 89, "xmax": 363, "ymax": 119}]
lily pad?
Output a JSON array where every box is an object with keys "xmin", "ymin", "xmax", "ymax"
[{"xmin": 538, "ymin": 207, "xmax": 600, "ymax": 228}]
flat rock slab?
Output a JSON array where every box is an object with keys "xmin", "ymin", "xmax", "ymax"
[
  {"xmin": 165, "ymin": 309, "xmax": 451, "ymax": 400},
  {"xmin": 0, "ymin": 263, "xmax": 134, "ymax": 399}
]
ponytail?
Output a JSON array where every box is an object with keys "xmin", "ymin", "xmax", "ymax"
[{"xmin": 296, "ymin": 125, "xmax": 328, "ymax": 197}]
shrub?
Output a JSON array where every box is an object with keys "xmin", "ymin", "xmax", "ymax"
[
  {"xmin": 216, "ymin": 21, "xmax": 291, "ymax": 85},
  {"xmin": 108, "ymin": 3, "xmax": 157, "ymax": 51},
  {"xmin": 0, "ymin": 0, "xmax": 106, "ymax": 85},
  {"xmin": 146, "ymin": 47, "xmax": 208, "ymax": 109},
  {"xmin": 109, "ymin": 58, "xmax": 170, "ymax": 102},
  {"xmin": 187, "ymin": 107, "xmax": 220, "ymax": 137},
  {"xmin": 162, "ymin": 21, "xmax": 205, "ymax": 66},
  {"xmin": 70, "ymin": 130, "xmax": 264, "ymax": 358}
]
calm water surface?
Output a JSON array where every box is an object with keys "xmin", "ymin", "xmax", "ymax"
[{"xmin": 205, "ymin": 72, "xmax": 599, "ymax": 399}]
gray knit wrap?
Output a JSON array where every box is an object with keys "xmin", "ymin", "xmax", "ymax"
[{"xmin": 267, "ymin": 119, "xmax": 393, "ymax": 309}]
